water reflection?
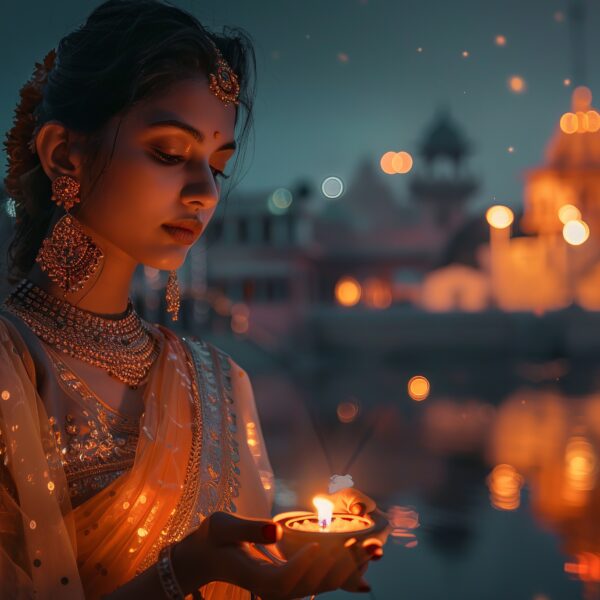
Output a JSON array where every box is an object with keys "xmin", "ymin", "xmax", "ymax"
[{"xmin": 256, "ymin": 358, "xmax": 600, "ymax": 599}]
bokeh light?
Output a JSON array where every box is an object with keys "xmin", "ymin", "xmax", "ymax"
[
  {"xmin": 231, "ymin": 303, "xmax": 250, "ymax": 334},
  {"xmin": 486, "ymin": 205, "xmax": 514, "ymax": 229},
  {"xmin": 363, "ymin": 278, "xmax": 393, "ymax": 309},
  {"xmin": 495, "ymin": 34, "xmax": 506, "ymax": 46},
  {"xmin": 408, "ymin": 375, "xmax": 430, "ymax": 401},
  {"xmin": 558, "ymin": 204, "xmax": 582, "ymax": 224},
  {"xmin": 487, "ymin": 464, "xmax": 523, "ymax": 511},
  {"xmin": 337, "ymin": 399, "xmax": 360, "ymax": 423},
  {"xmin": 321, "ymin": 176, "xmax": 344, "ymax": 199},
  {"xmin": 508, "ymin": 76, "xmax": 526, "ymax": 94},
  {"xmin": 565, "ymin": 436, "xmax": 597, "ymax": 492},
  {"xmin": 563, "ymin": 220, "xmax": 590, "ymax": 246},
  {"xmin": 560, "ymin": 112, "xmax": 578, "ymax": 134},
  {"xmin": 380, "ymin": 151, "xmax": 396, "ymax": 175},
  {"xmin": 268, "ymin": 188, "xmax": 293, "ymax": 214},
  {"xmin": 335, "ymin": 276, "xmax": 362, "ymax": 307},
  {"xmin": 392, "ymin": 151, "xmax": 414, "ymax": 174}
]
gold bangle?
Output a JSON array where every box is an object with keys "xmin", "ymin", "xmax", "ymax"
[{"xmin": 156, "ymin": 544, "xmax": 186, "ymax": 600}]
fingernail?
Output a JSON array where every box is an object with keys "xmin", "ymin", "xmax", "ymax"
[
  {"xmin": 261, "ymin": 523, "xmax": 278, "ymax": 543},
  {"xmin": 351, "ymin": 502, "xmax": 367, "ymax": 516},
  {"xmin": 358, "ymin": 584, "xmax": 371, "ymax": 592}
]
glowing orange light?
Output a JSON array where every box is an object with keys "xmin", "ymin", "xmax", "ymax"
[
  {"xmin": 462, "ymin": 50, "xmax": 469, "ymax": 58},
  {"xmin": 573, "ymin": 86, "xmax": 592, "ymax": 108},
  {"xmin": 576, "ymin": 111, "xmax": 590, "ymax": 133},
  {"xmin": 337, "ymin": 400, "xmax": 360, "ymax": 423},
  {"xmin": 486, "ymin": 205, "xmax": 514, "ymax": 229},
  {"xmin": 380, "ymin": 151, "xmax": 396, "ymax": 175},
  {"xmin": 563, "ymin": 220, "xmax": 590, "ymax": 246},
  {"xmin": 335, "ymin": 277, "xmax": 362, "ymax": 307},
  {"xmin": 312, "ymin": 496, "xmax": 334, "ymax": 529},
  {"xmin": 564, "ymin": 78, "xmax": 571, "ymax": 87},
  {"xmin": 363, "ymin": 278, "xmax": 393, "ymax": 309},
  {"xmin": 495, "ymin": 35, "xmax": 506, "ymax": 46},
  {"xmin": 565, "ymin": 436, "xmax": 597, "ymax": 492},
  {"xmin": 392, "ymin": 151, "xmax": 414, "ymax": 174},
  {"xmin": 588, "ymin": 110, "xmax": 600, "ymax": 132},
  {"xmin": 560, "ymin": 112, "xmax": 578, "ymax": 134},
  {"xmin": 558, "ymin": 204, "xmax": 582, "ymax": 224},
  {"xmin": 565, "ymin": 553, "xmax": 600, "ymax": 582},
  {"xmin": 487, "ymin": 464, "xmax": 523, "ymax": 511},
  {"xmin": 508, "ymin": 76, "xmax": 526, "ymax": 94},
  {"xmin": 408, "ymin": 375, "xmax": 430, "ymax": 401}
]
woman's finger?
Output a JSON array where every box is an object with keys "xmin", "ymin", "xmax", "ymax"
[
  {"xmin": 258, "ymin": 543, "xmax": 321, "ymax": 598},
  {"xmin": 208, "ymin": 511, "xmax": 282, "ymax": 546}
]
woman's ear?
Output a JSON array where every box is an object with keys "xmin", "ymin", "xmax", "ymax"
[{"xmin": 34, "ymin": 121, "xmax": 85, "ymax": 182}]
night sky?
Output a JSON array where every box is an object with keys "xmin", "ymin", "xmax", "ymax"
[{"xmin": 3, "ymin": 0, "xmax": 600, "ymax": 214}]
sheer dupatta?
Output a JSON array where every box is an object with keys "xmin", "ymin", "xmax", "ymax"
[{"xmin": 0, "ymin": 317, "xmax": 263, "ymax": 599}]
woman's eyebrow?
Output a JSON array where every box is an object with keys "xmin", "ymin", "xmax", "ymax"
[{"xmin": 146, "ymin": 119, "xmax": 237, "ymax": 151}]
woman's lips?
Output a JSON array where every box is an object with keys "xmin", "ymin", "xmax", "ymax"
[{"xmin": 161, "ymin": 224, "xmax": 199, "ymax": 245}]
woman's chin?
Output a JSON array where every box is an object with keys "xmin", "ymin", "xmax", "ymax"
[{"xmin": 144, "ymin": 252, "xmax": 188, "ymax": 272}]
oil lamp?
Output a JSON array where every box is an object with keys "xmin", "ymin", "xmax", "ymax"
[{"xmin": 273, "ymin": 496, "xmax": 387, "ymax": 558}]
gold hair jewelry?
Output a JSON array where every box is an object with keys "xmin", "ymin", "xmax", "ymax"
[
  {"xmin": 208, "ymin": 39, "xmax": 240, "ymax": 107},
  {"xmin": 166, "ymin": 270, "xmax": 180, "ymax": 322},
  {"xmin": 35, "ymin": 175, "xmax": 103, "ymax": 295},
  {"xmin": 3, "ymin": 279, "xmax": 159, "ymax": 388}
]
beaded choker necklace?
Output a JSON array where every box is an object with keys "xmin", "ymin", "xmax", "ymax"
[{"xmin": 2, "ymin": 279, "xmax": 159, "ymax": 388}]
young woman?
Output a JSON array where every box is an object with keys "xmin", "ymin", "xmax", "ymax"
[{"xmin": 0, "ymin": 1, "xmax": 382, "ymax": 598}]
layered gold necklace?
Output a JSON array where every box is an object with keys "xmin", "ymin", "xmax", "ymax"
[{"xmin": 3, "ymin": 279, "xmax": 159, "ymax": 388}]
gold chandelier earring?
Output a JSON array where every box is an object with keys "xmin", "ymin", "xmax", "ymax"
[
  {"xmin": 35, "ymin": 174, "xmax": 104, "ymax": 295},
  {"xmin": 165, "ymin": 270, "xmax": 180, "ymax": 321}
]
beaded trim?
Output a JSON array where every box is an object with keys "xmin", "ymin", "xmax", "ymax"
[
  {"xmin": 136, "ymin": 337, "xmax": 239, "ymax": 572},
  {"xmin": 137, "ymin": 336, "xmax": 203, "ymax": 572},
  {"xmin": 188, "ymin": 339, "xmax": 240, "ymax": 526},
  {"xmin": 156, "ymin": 544, "xmax": 186, "ymax": 600}
]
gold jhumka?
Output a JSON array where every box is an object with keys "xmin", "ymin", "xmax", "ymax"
[{"xmin": 3, "ymin": 279, "xmax": 159, "ymax": 388}]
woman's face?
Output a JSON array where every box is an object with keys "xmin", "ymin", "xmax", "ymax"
[{"xmin": 77, "ymin": 76, "xmax": 237, "ymax": 270}]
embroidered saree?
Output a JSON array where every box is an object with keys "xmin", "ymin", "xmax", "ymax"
[{"xmin": 0, "ymin": 313, "xmax": 274, "ymax": 599}]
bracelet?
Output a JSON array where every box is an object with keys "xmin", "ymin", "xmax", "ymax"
[{"xmin": 156, "ymin": 544, "xmax": 186, "ymax": 600}]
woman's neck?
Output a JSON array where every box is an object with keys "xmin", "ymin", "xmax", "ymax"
[{"xmin": 26, "ymin": 233, "xmax": 138, "ymax": 315}]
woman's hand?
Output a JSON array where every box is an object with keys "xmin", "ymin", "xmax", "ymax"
[
  {"xmin": 323, "ymin": 487, "xmax": 388, "ymax": 590},
  {"xmin": 171, "ymin": 511, "xmax": 376, "ymax": 599},
  {"xmin": 325, "ymin": 487, "xmax": 377, "ymax": 517}
]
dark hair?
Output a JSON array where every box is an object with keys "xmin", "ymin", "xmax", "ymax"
[{"xmin": 3, "ymin": 0, "xmax": 256, "ymax": 283}]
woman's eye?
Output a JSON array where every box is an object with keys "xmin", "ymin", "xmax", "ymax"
[
  {"xmin": 150, "ymin": 148, "xmax": 185, "ymax": 164},
  {"xmin": 151, "ymin": 148, "xmax": 230, "ymax": 180},
  {"xmin": 211, "ymin": 166, "xmax": 230, "ymax": 180}
]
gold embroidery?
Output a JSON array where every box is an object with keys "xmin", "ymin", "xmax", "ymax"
[
  {"xmin": 44, "ymin": 345, "xmax": 139, "ymax": 504},
  {"xmin": 137, "ymin": 336, "xmax": 203, "ymax": 571}
]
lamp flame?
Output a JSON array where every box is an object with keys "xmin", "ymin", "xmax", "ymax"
[{"xmin": 313, "ymin": 496, "xmax": 334, "ymax": 530}]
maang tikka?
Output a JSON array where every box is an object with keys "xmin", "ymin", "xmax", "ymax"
[{"xmin": 36, "ymin": 174, "xmax": 104, "ymax": 295}]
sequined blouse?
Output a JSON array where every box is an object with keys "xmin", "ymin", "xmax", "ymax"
[{"xmin": 45, "ymin": 345, "xmax": 141, "ymax": 506}]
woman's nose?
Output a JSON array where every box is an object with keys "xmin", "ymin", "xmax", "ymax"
[{"xmin": 181, "ymin": 180, "xmax": 219, "ymax": 211}]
